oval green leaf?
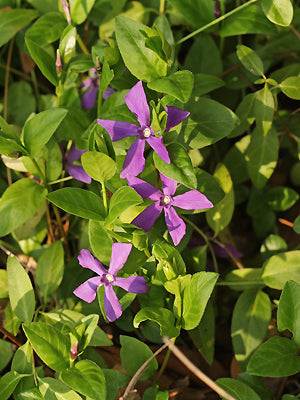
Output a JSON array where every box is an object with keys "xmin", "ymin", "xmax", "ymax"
[
  {"xmin": 261, "ymin": 0, "xmax": 293, "ymax": 26},
  {"xmin": 148, "ymin": 71, "xmax": 194, "ymax": 102},
  {"xmin": 262, "ymin": 251, "xmax": 300, "ymax": 289},
  {"xmin": 236, "ymin": 45, "xmax": 264, "ymax": 77},
  {"xmin": 81, "ymin": 151, "xmax": 116, "ymax": 183},
  {"xmin": 280, "ymin": 76, "xmax": 300, "ymax": 100},
  {"xmin": 134, "ymin": 307, "xmax": 180, "ymax": 338}
]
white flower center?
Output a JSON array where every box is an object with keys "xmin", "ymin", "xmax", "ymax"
[
  {"xmin": 162, "ymin": 195, "xmax": 171, "ymax": 205},
  {"xmin": 104, "ymin": 273, "xmax": 114, "ymax": 283},
  {"xmin": 143, "ymin": 127, "xmax": 151, "ymax": 138}
]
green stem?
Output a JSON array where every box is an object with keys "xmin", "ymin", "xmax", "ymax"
[
  {"xmin": 97, "ymin": 86, "xmax": 103, "ymax": 118},
  {"xmin": 48, "ymin": 176, "xmax": 73, "ymax": 185},
  {"xmin": 77, "ymin": 34, "xmax": 89, "ymax": 54},
  {"xmin": 181, "ymin": 216, "xmax": 218, "ymax": 273},
  {"xmin": 144, "ymin": 248, "xmax": 151, "ymax": 258},
  {"xmin": 31, "ymin": 69, "xmax": 40, "ymax": 104},
  {"xmin": 156, "ymin": 341, "xmax": 173, "ymax": 382},
  {"xmin": 32, "ymin": 158, "xmax": 47, "ymax": 185},
  {"xmin": 159, "ymin": 0, "xmax": 165, "ymax": 15},
  {"xmin": 176, "ymin": 0, "xmax": 258, "ymax": 45},
  {"xmin": 101, "ymin": 181, "xmax": 108, "ymax": 215},
  {"xmin": 52, "ymin": 205, "xmax": 72, "ymax": 260}
]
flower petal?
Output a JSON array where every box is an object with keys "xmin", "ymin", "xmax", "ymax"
[
  {"xmin": 164, "ymin": 207, "xmax": 186, "ymax": 246},
  {"xmin": 102, "ymin": 87, "xmax": 115, "ymax": 100},
  {"xmin": 114, "ymin": 276, "xmax": 148, "ymax": 293},
  {"xmin": 67, "ymin": 164, "xmax": 92, "ymax": 184},
  {"xmin": 127, "ymin": 175, "xmax": 162, "ymax": 200},
  {"xmin": 132, "ymin": 201, "xmax": 162, "ymax": 232},
  {"xmin": 108, "ymin": 243, "xmax": 132, "ymax": 276},
  {"xmin": 172, "ymin": 190, "xmax": 213, "ymax": 210},
  {"xmin": 97, "ymin": 119, "xmax": 139, "ymax": 142},
  {"xmin": 165, "ymin": 106, "xmax": 190, "ymax": 132},
  {"xmin": 82, "ymin": 86, "xmax": 98, "ymax": 109},
  {"xmin": 78, "ymin": 249, "xmax": 107, "ymax": 276},
  {"xmin": 160, "ymin": 173, "xmax": 177, "ymax": 196},
  {"xmin": 125, "ymin": 81, "xmax": 150, "ymax": 127},
  {"xmin": 104, "ymin": 285, "xmax": 122, "ymax": 322},
  {"xmin": 67, "ymin": 144, "xmax": 86, "ymax": 164},
  {"xmin": 120, "ymin": 138, "xmax": 145, "ymax": 179},
  {"xmin": 80, "ymin": 77, "xmax": 93, "ymax": 89},
  {"xmin": 146, "ymin": 135, "xmax": 170, "ymax": 164},
  {"xmin": 73, "ymin": 276, "xmax": 102, "ymax": 303}
]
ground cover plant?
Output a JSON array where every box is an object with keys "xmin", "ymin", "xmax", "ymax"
[{"xmin": 0, "ymin": 0, "xmax": 300, "ymax": 399}]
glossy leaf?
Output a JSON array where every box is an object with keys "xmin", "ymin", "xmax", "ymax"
[
  {"xmin": 0, "ymin": 178, "xmax": 47, "ymax": 237},
  {"xmin": 223, "ymin": 268, "xmax": 265, "ymax": 291},
  {"xmin": 26, "ymin": 12, "xmax": 66, "ymax": 47},
  {"xmin": 247, "ymin": 336, "xmax": 300, "ymax": 377},
  {"xmin": 69, "ymin": 0, "xmax": 96, "ymax": 25},
  {"xmin": 102, "ymin": 369, "xmax": 129, "ymax": 400},
  {"xmin": 134, "ymin": 307, "xmax": 180, "ymax": 338},
  {"xmin": 153, "ymin": 143, "xmax": 197, "ymax": 189},
  {"xmin": 115, "ymin": 16, "xmax": 168, "ymax": 82},
  {"xmin": 206, "ymin": 164, "xmax": 234, "ymax": 235},
  {"xmin": 216, "ymin": 378, "xmax": 261, "ymax": 400},
  {"xmin": 47, "ymin": 188, "xmax": 105, "ymax": 221},
  {"xmin": 148, "ymin": 71, "xmax": 193, "ymax": 102},
  {"xmin": 261, "ymin": 0, "xmax": 293, "ymax": 26},
  {"xmin": 280, "ymin": 76, "xmax": 300, "ymax": 100},
  {"xmin": 22, "ymin": 109, "xmax": 68, "ymax": 156},
  {"xmin": 246, "ymin": 128, "xmax": 279, "ymax": 189},
  {"xmin": 232, "ymin": 290, "xmax": 271, "ymax": 370},
  {"xmin": 59, "ymin": 360, "xmax": 106, "ymax": 400},
  {"xmin": 120, "ymin": 335, "xmax": 158, "ymax": 380},
  {"xmin": 38, "ymin": 377, "xmax": 82, "ymax": 400},
  {"xmin": 0, "ymin": 9, "xmax": 39, "ymax": 47},
  {"xmin": 262, "ymin": 251, "xmax": 300, "ymax": 289},
  {"xmin": 105, "ymin": 186, "xmax": 142, "ymax": 226},
  {"xmin": 59, "ymin": 25, "xmax": 77, "ymax": 64},
  {"xmin": 7, "ymin": 256, "xmax": 35, "ymax": 323},
  {"xmin": 153, "ymin": 240, "xmax": 186, "ymax": 278},
  {"xmin": 237, "ymin": 45, "xmax": 264, "ymax": 77},
  {"xmin": 277, "ymin": 280, "xmax": 300, "ymax": 345},
  {"xmin": 192, "ymin": 73, "xmax": 225, "ymax": 96},
  {"xmin": 36, "ymin": 241, "xmax": 64, "ymax": 297},
  {"xmin": 196, "ymin": 169, "xmax": 225, "ymax": 205},
  {"xmin": 229, "ymin": 93, "xmax": 256, "ymax": 138},
  {"xmin": 23, "ymin": 322, "xmax": 70, "ymax": 371},
  {"xmin": 89, "ymin": 220, "xmax": 113, "ymax": 265},
  {"xmin": 255, "ymin": 85, "xmax": 274, "ymax": 137},
  {"xmin": 182, "ymin": 271, "xmax": 218, "ymax": 330},
  {"xmin": 167, "ymin": 0, "xmax": 214, "ymax": 28},
  {"xmin": 266, "ymin": 186, "xmax": 299, "ymax": 211},
  {"xmin": 294, "ymin": 215, "xmax": 300, "ymax": 234},
  {"xmin": 81, "ymin": 151, "xmax": 116, "ymax": 183},
  {"xmin": 11, "ymin": 341, "xmax": 32, "ymax": 374},
  {"xmin": 0, "ymin": 339, "xmax": 13, "ymax": 372},
  {"xmin": 0, "ymin": 371, "xmax": 26, "ymax": 400},
  {"xmin": 0, "ymin": 270, "xmax": 8, "ymax": 299}
]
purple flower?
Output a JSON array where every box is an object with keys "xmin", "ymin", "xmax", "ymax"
[
  {"xmin": 61, "ymin": 143, "xmax": 91, "ymax": 184},
  {"xmin": 81, "ymin": 69, "xmax": 116, "ymax": 109},
  {"xmin": 73, "ymin": 243, "xmax": 148, "ymax": 322},
  {"xmin": 62, "ymin": 0, "xmax": 71, "ymax": 25},
  {"xmin": 127, "ymin": 174, "xmax": 213, "ymax": 246},
  {"xmin": 97, "ymin": 81, "xmax": 190, "ymax": 179}
]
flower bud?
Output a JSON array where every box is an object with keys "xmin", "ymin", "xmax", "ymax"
[
  {"xmin": 214, "ymin": 1, "xmax": 221, "ymax": 18},
  {"xmin": 70, "ymin": 341, "xmax": 79, "ymax": 360},
  {"xmin": 56, "ymin": 49, "xmax": 63, "ymax": 76},
  {"xmin": 95, "ymin": 57, "xmax": 102, "ymax": 73},
  {"xmin": 62, "ymin": 0, "xmax": 71, "ymax": 25}
]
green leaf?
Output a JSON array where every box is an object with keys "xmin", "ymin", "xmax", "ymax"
[
  {"xmin": 192, "ymin": 73, "xmax": 225, "ymax": 97},
  {"xmin": 47, "ymin": 188, "xmax": 105, "ymax": 221},
  {"xmin": 69, "ymin": 0, "xmax": 96, "ymax": 25},
  {"xmin": 0, "ymin": 178, "xmax": 47, "ymax": 237},
  {"xmin": 143, "ymin": 386, "xmax": 168, "ymax": 400},
  {"xmin": 7, "ymin": 256, "xmax": 35, "ymax": 323},
  {"xmin": 99, "ymin": 59, "xmax": 114, "ymax": 93},
  {"xmin": 148, "ymin": 71, "xmax": 193, "ymax": 102},
  {"xmin": 224, "ymin": 135, "xmax": 251, "ymax": 184},
  {"xmin": 182, "ymin": 271, "xmax": 218, "ymax": 330},
  {"xmin": 26, "ymin": 12, "xmax": 66, "ymax": 47},
  {"xmin": 255, "ymin": 85, "xmax": 274, "ymax": 136},
  {"xmin": 81, "ymin": 151, "xmax": 116, "ymax": 183},
  {"xmin": 133, "ymin": 307, "xmax": 180, "ymax": 338},
  {"xmin": 17, "ymin": 387, "xmax": 45, "ymax": 400},
  {"xmin": 105, "ymin": 186, "xmax": 142, "ymax": 226},
  {"xmin": 59, "ymin": 25, "xmax": 77, "ymax": 64},
  {"xmin": 36, "ymin": 241, "xmax": 64, "ymax": 297},
  {"xmin": 188, "ymin": 300, "xmax": 215, "ymax": 365},
  {"xmin": 266, "ymin": 186, "xmax": 299, "ymax": 211},
  {"xmin": 59, "ymin": 360, "xmax": 105, "ymax": 400},
  {"xmin": 25, "ymin": 38, "xmax": 58, "ymax": 86},
  {"xmin": 153, "ymin": 143, "xmax": 196, "ymax": 189},
  {"xmin": 23, "ymin": 322, "xmax": 70, "ymax": 371},
  {"xmin": 167, "ymin": 0, "xmax": 214, "ymax": 28},
  {"xmin": 115, "ymin": 16, "xmax": 168, "ymax": 82},
  {"xmin": 261, "ymin": 0, "xmax": 293, "ymax": 26},
  {"xmin": 89, "ymin": 220, "xmax": 113, "ymax": 265},
  {"xmin": 74, "ymin": 314, "xmax": 99, "ymax": 351},
  {"xmin": 22, "ymin": 109, "xmax": 67, "ymax": 156},
  {"xmin": 277, "ymin": 280, "xmax": 300, "ymax": 346},
  {"xmin": 196, "ymin": 169, "xmax": 225, "ymax": 205},
  {"xmin": 262, "ymin": 251, "xmax": 300, "ymax": 290},
  {"xmin": 153, "ymin": 240, "xmax": 186, "ymax": 278},
  {"xmin": 216, "ymin": 378, "xmax": 262, "ymax": 400},
  {"xmin": 280, "ymin": 76, "xmax": 300, "ymax": 100},
  {"xmin": 102, "ymin": 369, "xmax": 129, "ymax": 400},
  {"xmin": 38, "ymin": 377, "xmax": 82, "ymax": 400},
  {"xmin": 236, "ymin": 45, "xmax": 264, "ymax": 77},
  {"xmin": 0, "ymin": 339, "xmax": 13, "ymax": 372},
  {"xmin": 246, "ymin": 128, "xmax": 279, "ymax": 189},
  {"xmin": 206, "ymin": 164, "xmax": 234, "ymax": 235},
  {"xmin": 7, "ymin": 81, "xmax": 36, "ymax": 126},
  {"xmin": 181, "ymin": 98, "xmax": 237, "ymax": 149},
  {"xmin": 11, "ymin": 341, "xmax": 32, "ymax": 374},
  {"xmin": 4, "ymin": 303, "xmax": 21, "ymax": 337},
  {"xmin": 222, "ymin": 268, "xmax": 265, "ymax": 291},
  {"xmin": 0, "ymin": 9, "xmax": 39, "ymax": 47},
  {"xmin": 229, "ymin": 93, "xmax": 256, "ymax": 138},
  {"xmin": 232, "ymin": 290, "xmax": 271, "ymax": 371},
  {"xmin": 0, "ymin": 371, "xmax": 26, "ymax": 400},
  {"xmin": 0, "ymin": 270, "xmax": 8, "ymax": 299},
  {"xmin": 247, "ymin": 336, "xmax": 300, "ymax": 377},
  {"xmin": 120, "ymin": 336, "xmax": 158, "ymax": 380},
  {"xmin": 294, "ymin": 215, "xmax": 300, "ymax": 234}
]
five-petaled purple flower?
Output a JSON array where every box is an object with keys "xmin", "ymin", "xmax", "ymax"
[
  {"xmin": 81, "ymin": 69, "xmax": 115, "ymax": 109},
  {"xmin": 61, "ymin": 143, "xmax": 91, "ymax": 184},
  {"xmin": 73, "ymin": 243, "xmax": 148, "ymax": 322},
  {"xmin": 127, "ymin": 173, "xmax": 213, "ymax": 246},
  {"xmin": 97, "ymin": 81, "xmax": 190, "ymax": 179}
]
